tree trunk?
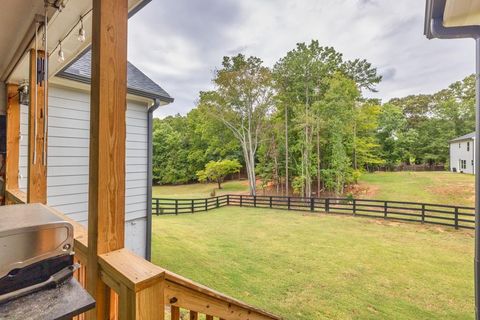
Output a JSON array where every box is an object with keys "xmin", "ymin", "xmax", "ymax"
[{"xmin": 285, "ymin": 105, "xmax": 289, "ymax": 196}]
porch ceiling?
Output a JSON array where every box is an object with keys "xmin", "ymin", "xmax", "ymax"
[
  {"xmin": 2, "ymin": 0, "xmax": 149, "ymax": 84},
  {"xmin": 444, "ymin": 0, "xmax": 480, "ymax": 27}
]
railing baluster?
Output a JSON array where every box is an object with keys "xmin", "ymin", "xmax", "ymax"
[
  {"xmin": 171, "ymin": 306, "xmax": 180, "ymax": 320},
  {"xmin": 190, "ymin": 310, "xmax": 198, "ymax": 320}
]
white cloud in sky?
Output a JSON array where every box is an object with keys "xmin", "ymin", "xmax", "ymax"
[{"xmin": 127, "ymin": 0, "xmax": 476, "ymax": 118}]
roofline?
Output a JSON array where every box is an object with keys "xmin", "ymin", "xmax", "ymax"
[
  {"xmin": 56, "ymin": 72, "xmax": 174, "ymax": 104},
  {"xmin": 424, "ymin": 0, "xmax": 480, "ymax": 39},
  {"xmin": 450, "ymin": 136, "xmax": 476, "ymax": 143}
]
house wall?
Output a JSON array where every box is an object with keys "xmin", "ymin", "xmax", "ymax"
[
  {"xmin": 450, "ymin": 139, "xmax": 475, "ymax": 174},
  {"xmin": 19, "ymin": 84, "xmax": 149, "ymax": 257}
]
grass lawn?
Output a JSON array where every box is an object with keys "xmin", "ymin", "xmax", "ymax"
[
  {"xmin": 152, "ymin": 207, "xmax": 474, "ymax": 319},
  {"xmin": 357, "ymin": 171, "xmax": 474, "ymax": 207},
  {"xmin": 153, "ymin": 180, "xmax": 249, "ymax": 199}
]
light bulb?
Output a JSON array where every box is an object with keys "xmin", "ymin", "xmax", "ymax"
[
  {"xmin": 58, "ymin": 42, "xmax": 65, "ymax": 63},
  {"xmin": 78, "ymin": 19, "xmax": 86, "ymax": 42},
  {"xmin": 78, "ymin": 27, "xmax": 86, "ymax": 42}
]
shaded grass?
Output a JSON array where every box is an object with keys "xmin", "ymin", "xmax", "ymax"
[
  {"xmin": 153, "ymin": 180, "xmax": 249, "ymax": 199},
  {"xmin": 152, "ymin": 207, "xmax": 474, "ymax": 319}
]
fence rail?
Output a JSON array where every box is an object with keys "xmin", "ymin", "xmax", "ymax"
[{"xmin": 152, "ymin": 195, "xmax": 475, "ymax": 230}]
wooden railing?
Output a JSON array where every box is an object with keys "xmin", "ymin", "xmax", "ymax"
[
  {"xmin": 2, "ymin": 198, "xmax": 281, "ymax": 320},
  {"xmin": 153, "ymin": 194, "xmax": 475, "ymax": 230}
]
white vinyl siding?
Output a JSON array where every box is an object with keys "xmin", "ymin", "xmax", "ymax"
[
  {"xmin": 19, "ymin": 84, "xmax": 149, "ymax": 257},
  {"xmin": 450, "ymin": 139, "xmax": 475, "ymax": 174}
]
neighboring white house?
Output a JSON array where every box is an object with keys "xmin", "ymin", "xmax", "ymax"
[
  {"xmin": 17, "ymin": 50, "xmax": 173, "ymax": 259},
  {"xmin": 450, "ymin": 132, "xmax": 475, "ymax": 174}
]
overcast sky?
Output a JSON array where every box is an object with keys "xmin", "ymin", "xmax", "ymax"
[{"xmin": 127, "ymin": 0, "xmax": 475, "ymax": 118}]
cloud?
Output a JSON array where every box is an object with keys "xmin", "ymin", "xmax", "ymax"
[{"xmin": 128, "ymin": 0, "xmax": 476, "ymax": 118}]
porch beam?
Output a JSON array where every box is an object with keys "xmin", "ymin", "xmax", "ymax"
[
  {"xmin": 5, "ymin": 84, "xmax": 19, "ymax": 191},
  {"xmin": 27, "ymin": 49, "xmax": 47, "ymax": 204},
  {"xmin": 86, "ymin": 0, "xmax": 128, "ymax": 318}
]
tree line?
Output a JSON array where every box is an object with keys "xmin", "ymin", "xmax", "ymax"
[{"xmin": 153, "ymin": 40, "xmax": 475, "ymax": 196}]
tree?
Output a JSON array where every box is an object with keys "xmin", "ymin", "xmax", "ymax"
[
  {"xmin": 199, "ymin": 54, "xmax": 274, "ymax": 195},
  {"xmin": 196, "ymin": 159, "xmax": 242, "ymax": 189}
]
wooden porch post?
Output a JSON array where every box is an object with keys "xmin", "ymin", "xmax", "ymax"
[
  {"xmin": 5, "ymin": 84, "xmax": 19, "ymax": 192},
  {"xmin": 27, "ymin": 49, "xmax": 47, "ymax": 204},
  {"xmin": 86, "ymin": 0, "xmax": 128, "ymax": 318}
]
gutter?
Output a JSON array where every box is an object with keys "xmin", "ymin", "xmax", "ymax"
[{"xmin": 146, "ymin": 98, "xmax": 160, "ymax": 260}]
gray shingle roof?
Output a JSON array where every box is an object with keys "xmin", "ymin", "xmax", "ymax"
[
  {"xmin": 450, "ymin": 132, "xmax": 475, "ymax": 143},
  {"xmin": 58, "ymin": 50, "xmax": 173, "ymax": 103}
]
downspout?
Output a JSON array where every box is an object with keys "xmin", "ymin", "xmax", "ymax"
[{"xmin": 146, "ymin": 98, "xmax": 160, "ymax": 260}]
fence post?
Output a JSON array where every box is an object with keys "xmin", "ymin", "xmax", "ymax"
[
  {"xmin": 254, "ymin": 195, "xmax": 257, "ymax": 207},
  {"xmin": 175, "ymin": 199, "xmax": 178, "ymax": 215},
  {"xmin": 191, "ymin": 199, "xmax": 194, "ymax": 213},
  {"xmin": 421, "ymin": 204, "xmax": 425, "ymax": 224},
  {"xmin": 454, "ymin": 207, "xmax": 459, "ymax": 230},
  {"xmin": 310, "ymin": 197, "xmax": 314, "ymax": 212},
  {"xmin": 227, "ymin": 194, "xmax": 230, "ymax": 206},
  {"xmin": 216, "ymin": 196, "xmax": 219, "ymax": 208},
  {"xmin": 269, "ymin": 196, "xmax": 272, "ymax": 208},
  {"xmin": 240, "ymin": 195, "xmax": 243, "ymax": 207},
  {"xmin": 287, "ymin": 197, "xmax": 291, "ymax": 210},
  {"xmin": 384, "ymin": 201, "xmax": 388, "ymax": 219},
  {"xmin": 325, "ymin": 198, "xmax": 330, "ymax": 213},
  {"xmin": 156, "ymin": 199, "xmax": 160, "ymax": 216},
  {"xmin": 205, "ymin": 198, "xmax": 208, "ymax": 211},
  {"xmin": 352, "ymin": 199, "xmax": 356, "ymax": 216}
]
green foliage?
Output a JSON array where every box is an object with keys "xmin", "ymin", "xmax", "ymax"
[
  {"xmin": 152, "ymin": 39, "xmax": 475, "ymax": 196},
  {"xmin": 196, "ymin": 159, "xmax": 242, "ymax": 189}
]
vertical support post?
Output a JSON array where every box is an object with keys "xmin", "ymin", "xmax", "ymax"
[
  {"xmin": 287, "ymin": 196, "xmax": 291, "ymax": 210},
  {"xmin": 205, "ymin": 198, "xmax": 208, "ymax": 211},
  {"xmin": 421, "ymin": 204, "xmax": 425, "ymax": 224},
  {"xmin": 253, "ymin": 195, "xmax": 257, "ymax": 207},
  {"xmin": 455, "ymin": 207, "xmax": 459, "ymax": 230},
  {"xmin": 191, "ymin": 199, "xmax": 194, "ymax": 213},
  {"xmin": 175, "ymin": 199, "xmax": 178, "ymax": 215},
  {"xmin": 384, "ymin": 201, "xmax": 388, "ymax": 219},
  {"xmin": 240, "ymin": 195, "xmax": 243, "ymax": 207},
  {"xmin": 87, "ymin": 0, "xmax": 128, "ymax": 318},
  {"xmin": 310, "ymin": 197, "xmax": 314, "ymax": 212},
  {"xmin": 475, "ymin": 37, "xmax": 480, "ymax": 320},
  {"xmin": 352, "ymin": 199, "xmax": 356, "ymax": 216},
  {"xmin": 216, "ymin": 196, "xmax": 219, "ymax": 208},
  {"xmin": 270, "ymin": 196, "xmax": 273, "ymax": 208},
  {"xmin": 156, "ymin": 199, "xmax": 160, "ymax": 215},
  {"xmin": 227, "ymin": 194, "xmax": 230, "ymax": 206},
  {"xmin": 325, "ymin": 198, "xmax": 330, "ymax": 213},
  {"xmin": 27, "ymin": 49, "xmax": 47, "ymax": 204},
  {"xmin": 5, "ymin": 84, "xmax": 20, "ymax": 191}
]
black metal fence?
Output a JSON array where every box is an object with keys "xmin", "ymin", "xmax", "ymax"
[{"xmin": 152, "ymin": 195, "xmax": 475, "ymax": 230}]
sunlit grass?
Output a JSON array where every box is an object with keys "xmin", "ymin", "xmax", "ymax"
[{"xmin": 152, "ymin": 207, "xmax": 474, "ymax": 319}]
